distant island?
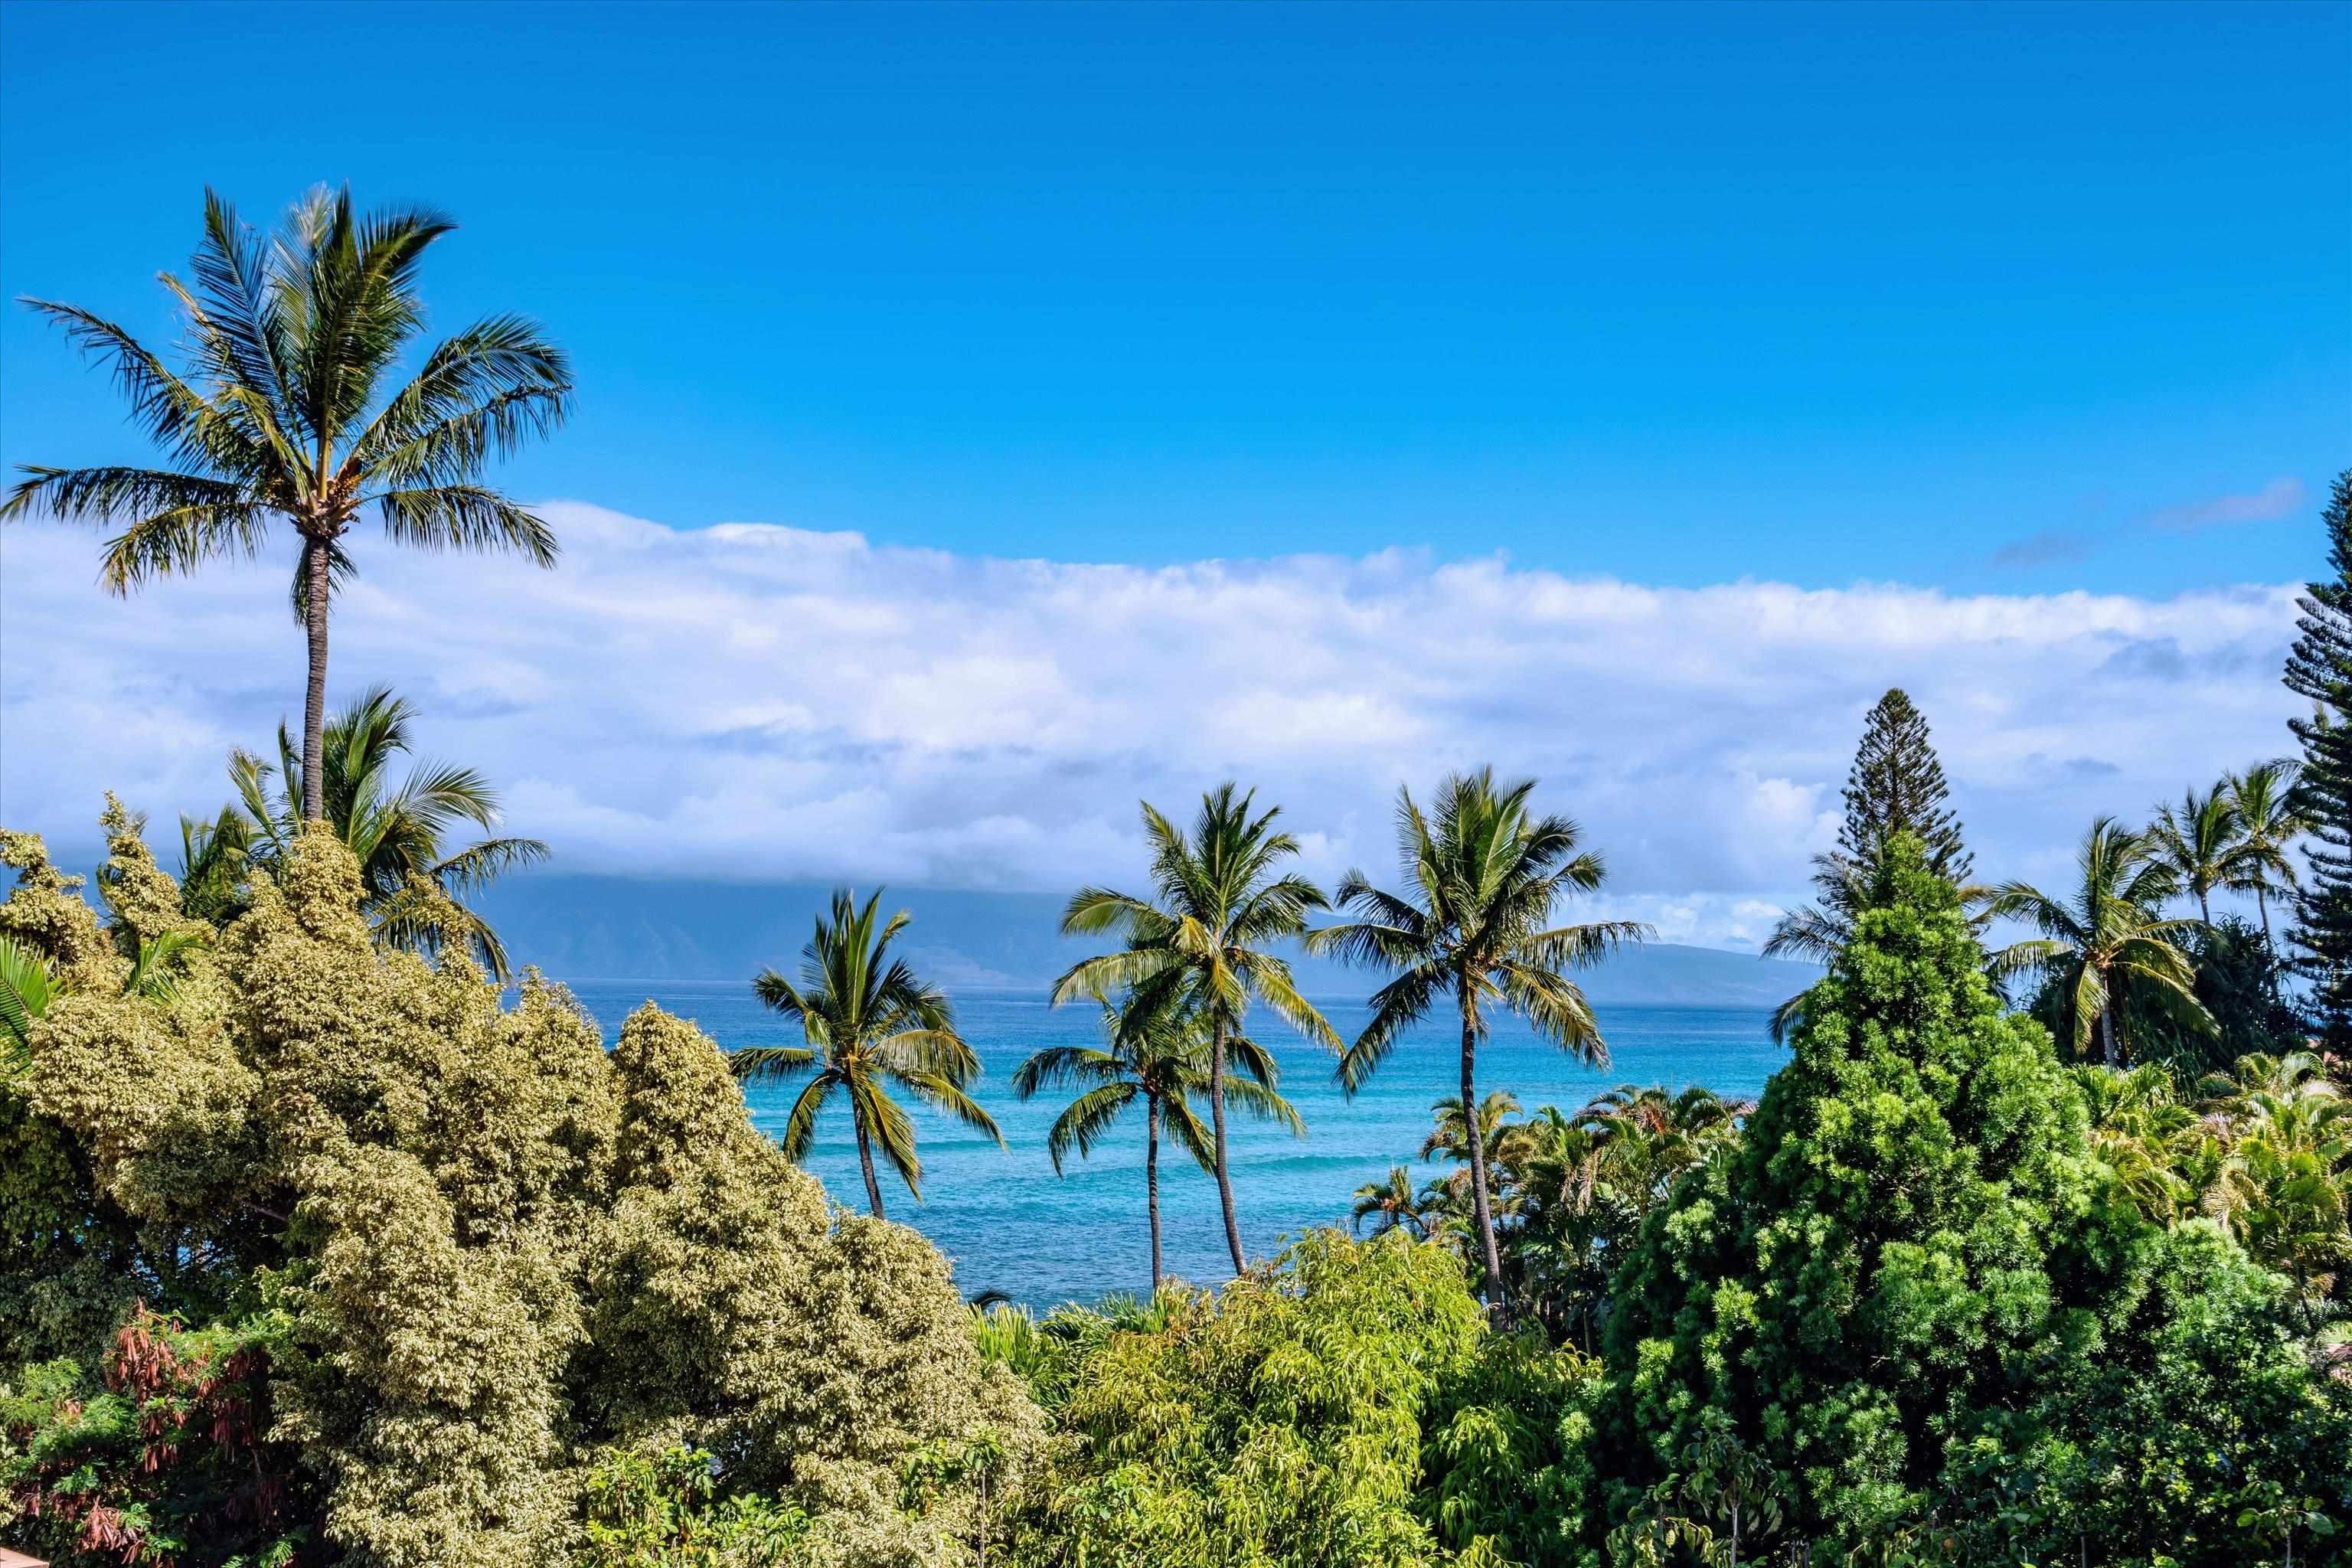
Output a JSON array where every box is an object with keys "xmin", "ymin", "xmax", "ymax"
[{"xmin": 470, "ymin": 872, "xmax": 1825, "ymax": 1005}]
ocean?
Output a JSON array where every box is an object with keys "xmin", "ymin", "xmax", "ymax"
[{"xmin": 564, "ymin": 981, "xmax": 1785, "ymax": 1309}]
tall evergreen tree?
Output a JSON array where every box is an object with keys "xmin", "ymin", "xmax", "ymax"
[
  {"xmin": 1834, "ymin": 688, "xmax": 1972, "ymax": 881},
  {"xmin": 1766, "ymin": 689, "xmax": 1973, "ymax": 1035},
  {"xmin": 2283, "ymin": 469, "xmax": 2352, "ymax": 1050},
  {"xmin": 1599, "ymin": 838, "xmax": 2350, "ymax": 1561}
]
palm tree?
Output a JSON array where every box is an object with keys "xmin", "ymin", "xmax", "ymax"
[
  {"xmin": 1420, "ymin": 1088, "xmax": 1525, "ymax": 1166},
  {"xmin": 730, "ymin": 889, "xmax": 1003, "ymax": 1218},
  {"xmin": 1053, "ymin": 783, "xmax": 1338, "ymax": 1276},
  {"xmin": 1308, "ymin": 769, "xmax": 1649, "ymax": 1308},
  {"xmin": 2149, "ymin": 783, "xmax": 2246, "ymax": 926},
  {"xmin": 1988, "ymin": 817, "xmax": 2213, "ymax": 1067},
  {"xmin": 1349, "ymin": 1166, "xmax": 1430, "ymax": 1240},
  {"xmin": 228, "ymin": 686, "xmax": 547, "ymax": 981},
  {"xmin": 1576, "ymin": 1083, "xmax": 1748, "ymax": 1207},
  {"xmin": 2226, "ymin": 760, "xmax": 2311, "ymax": 946},
  {"xmin": 0, "ymin": 187, "xmax": 571, "ymax": 822},
  {"xmin": 2073, "ymin": 1062, "xmax": 2203, "ymax": 1220},
  {"xmin": 1011, "ymin": 985, "xmax": 1301, "ymax": 1290}
]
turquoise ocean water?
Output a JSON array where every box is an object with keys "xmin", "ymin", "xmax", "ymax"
[{"xmin": 566, "ymin": 982, "xmax": 1782, "ymax": 1309}]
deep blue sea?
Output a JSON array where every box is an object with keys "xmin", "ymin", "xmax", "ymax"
[{"xmin": 564, "ymin": 982, "xmax": 1783, "ymax": 1309}]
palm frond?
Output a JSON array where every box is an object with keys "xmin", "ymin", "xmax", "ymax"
[{"xmin": 373, "ymin": 485, "xmax": 559, "ymax": 567}]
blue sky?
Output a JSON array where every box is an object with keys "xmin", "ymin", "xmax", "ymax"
[
  {"xmin": 0, "ymin": 2, "xmax": 2343, "ymax": 944},
  {"xmin": 2, "ymin": 0, "xmax": 2344, "ymax": 594}
]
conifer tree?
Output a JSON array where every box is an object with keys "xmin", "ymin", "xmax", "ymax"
[
  {"xmin": 1600, "ymin": 838, "xmax": 2350, "ymax": 1560},
  {"xmin": 2283, "ymin": 469, "xmax": 2352, "ymax": 1050},
  {"xmin": 1835, "ymin": 688, "xmax": 1972, "ymax": 883},
  {"xmin": 1765, "ymin": 690, "xmax": 1972, "ymax": 1014}
]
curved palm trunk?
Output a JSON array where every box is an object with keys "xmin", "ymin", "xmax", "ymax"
[
  {"xmin": 1210, "ymin": 1014, "xmax": 1245, "ymax": 1276},
  {"xmin": 1459, "ymin": 988, "xmax": 1504, "ymax": 1310},
  {"xmin": 300, "ymin": 535, "xmax": 332, "ymax": 822},
  {"xmin": 2098, "ymin": 984, "xmax": 2121, "ymax": 1069},
  {"xmin": 853, "ymin": 1108, "xmax": 887, "ymax": 1218},
  {"xmin": 1145, "ymin": 1093, "xmax": 1164, "ymax": 1292}
]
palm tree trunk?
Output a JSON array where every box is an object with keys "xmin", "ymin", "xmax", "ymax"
[
  {"xmin": 1459, "ymin": 991, "xmax": 1504, "ymax": 1310},
  {"xmin": 854, "ymin": 1109, "xmax": 886, "ymax": 1219},
  {"xmin": 1210, "ymin": 1013, "xmax": 1245, "ymax": 1276},
  {"xmin": 299, "ymin": 534, "xmax": 332, "ymax": 822},
  {"xmin": 2258, "ymin": 886, "xmax": 2272, "ymax": 947},
  {"xmin": 2198, "ymin": 890, "xmax": 2212, "ymax": 927},
  {"xmin": 1146, "ymin": 1093, "xmax": 1164, "ymax": 1292},
  {"xmin": 2099, "ymin": 990, "xmax": 2121, "ymax": 1069}
]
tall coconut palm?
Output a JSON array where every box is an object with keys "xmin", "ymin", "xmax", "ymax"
[
  {"xmin": 1308, "ymin": 769, "xmax": 1650, "ymax": 1308},
  {"xmin": 228, "ymin": 686, "xmax": 547, "ymax": 981},
  {"xmin": 730, "ymin": 889, "xmax": 1003, "ymax": 1218},
  {"xmin": 1011, "ymin": 985, "xmax": 1302, "ymax": 1290},
  {"xmin": 1988, "ymin": 817, "xmax": 2213, "ymax": 1067},
  {"xmin": 1054, "ymin": 783, "xmax": 1338, "ymax": 1276},
  {"xmin": 0, "ymin": 187, "xmax": 571, "ymax": 822},
  {"xmin": 2226, "ymin": 760, "xmax": 2311, "ymax": 946},
  {"xmin": 2149, "ymin": 782, "xmax": 2246, "ymax": 926}
]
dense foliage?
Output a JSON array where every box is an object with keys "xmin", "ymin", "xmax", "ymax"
[
  {"xmin": 1596, "ymin": 840, "xmax": 2350, "ymax": 1565},
  {"xmin": 0, "ymin": 818, "xmax": 1036, "ymax": 1566},
  {"xmin": 2289, "ymin": 471, "xmax": 2352, "ymax": 1052}
]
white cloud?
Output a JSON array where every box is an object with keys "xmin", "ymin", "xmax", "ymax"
[{"xmin": 0, "ymin": 501, "xmax": 2303, "ymax": 946}]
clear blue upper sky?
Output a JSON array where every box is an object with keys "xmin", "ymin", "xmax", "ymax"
[{"xmin": 2, "ymin": 0, "xmax": 2344, "ymax": 594}]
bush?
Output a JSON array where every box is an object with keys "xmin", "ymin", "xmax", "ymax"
[{"xmin": 1, "ymin": 817, "xmax": 1039, "ymax": 1566}]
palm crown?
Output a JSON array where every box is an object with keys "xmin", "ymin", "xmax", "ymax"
[
  {"xmin": 1013, "ymin": 984, "xmax": 1300, "ymax": 1289},
  {"xmin": 731, "ymin": 888, "xmax": 1003, "ymax": 1217},
  {"xmin": 2150, "ymin": 783, "xmax": 2248, "ymax": 925},
  {"xmin": 224, "ymin": 685, "xmax": 547, "ymax": 981},
  {"xmin": 1311, "ymin": 770, "xmax": 1649, "ymax": 1091},
  {"xmin": 1, "ymin": 186, "xmax": 571, "ymax": 821},
  {"xmin": 1054, "ymin": 782, "xmax": 1338, "ymax": 1275},
  {"xmin": 1988, "ymin": 815, "xmax": 2214, "ymax": 1066},
  {"xmin": 2225, "ymin": 759, "xmax": 2311, "ymax": 944},
  {"xmin": 1308, "ymin": 767, "xmax": 1648, "ymax": 1308}
]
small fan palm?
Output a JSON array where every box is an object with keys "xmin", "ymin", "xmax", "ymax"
[
  {"xmin": 1054, "ymin": 782, "xmax": 1338, "ymax": 1276},
  {"xmin": 1349, "ymin": 1166, "xmax": 1430, "ymax": 1241},
  {"xmin": 1012, "ymin": 985, "xmax": 1301, "ymax": 1290},
  {"xmin": 1308, "ymin": 768, "xmax": 1649, "ymax": 1308},
  {"xmin": 731, "ymin": 889, "xmax": 1004, "ymax": 1218},
  {"xmin": 0, "ymin": 186, "xmax": 571, "ymax": 822},
  {"xmin": 1988, "ymin": 816, "xmax": 2213, "ymax": 1067},
  {"xmin": 229, "ymin": 686, "xmax": 546, "ymax": 981},
  {"xmin": 2073, "ymin": 1063, "xmax": 2203, "ymax": 1220},
  {"xmin": 2226, "ymin": 760, "xmax": 2311, "ymax": 947}
]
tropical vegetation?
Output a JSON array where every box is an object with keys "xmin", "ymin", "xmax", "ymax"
[
  {"xmin": 3, "ymin": 187, "xmax": 2347, "ymax": 1565},
  {"xmin": 1011, "ymin": 983, "xmax": 1301, "ymax": 1289},
  {"xmin": 1050, "ymin": 783, "xmax": 1338, "ymax": 1275},
  {"xmin": 1308, "ymin": 769, "xmax": 1648, "ymax": 1305},
  {"xmin": 0, "ymin": 187, "xmax": 572, "ymax": 824},
  {"xmin": 729, "ymin": 888, "xmax": 1004, "ymax": 1218}
]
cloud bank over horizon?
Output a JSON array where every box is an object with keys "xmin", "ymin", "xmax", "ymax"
[{"xmin": 0, "ymin": 501, "xmax": 2302, "ymax": 949}]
